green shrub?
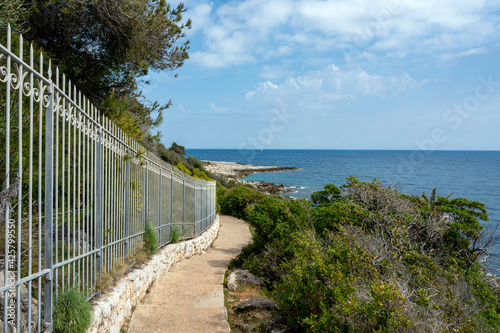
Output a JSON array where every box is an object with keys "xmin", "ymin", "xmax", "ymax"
[
  {"xmin": 247, "ymin": 196, "xmax": 307, "ymax": 248},
  {"xmin": 311, "ymin": 199, "xmax": 366, "ymax": 234},
  {"xmin": 169, "ymin": 225, "xmax": 181, "ymax": 243},
  {"xmin": 53, "ymin": 289, "xmax": 93, "ymax": 333},
  {"xmin": 310, "ymin": 184, "xmax": 342, "ymax": 206},
  {"xmin": 144, "ymin": 221, "xmax": 158, "ymax": 255},
  {"xmin": 219, "ymin": 185, "xmax": 264, "ymax": 219}
]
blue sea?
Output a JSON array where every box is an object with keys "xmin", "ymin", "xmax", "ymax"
[{"xmin": 188, "ymin": 149, "xmax": 500, "ymax": 269}]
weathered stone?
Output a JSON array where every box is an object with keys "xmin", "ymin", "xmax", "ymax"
[
  {"xmin": 236, "ymin": 323, "xmax": 251, "ymax": 332},
  {"xmin": 265, "ymin": 313, "xmax": 291, "ymax": 333},
  {"xmin": 227, "ymin": 269, "xmax": 264, "ymax": 291},
  {"xmin": 237, "ymin": 297, "xmax": 278, "ymax": 312}
]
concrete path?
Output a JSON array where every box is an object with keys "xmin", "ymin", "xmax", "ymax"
[{"xmin": 128, "ymin": 215, "xmax": 251, "ymax": 333}]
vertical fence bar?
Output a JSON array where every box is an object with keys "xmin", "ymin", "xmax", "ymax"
[
  {"xmin": 158, "ymin": 169, "xmax": 162, "ymax": 245},
  {"xmin": 193, "ymin": 184, "xmax": 197, "ymax": 236},
  {"xmin": 3, "ymin": 25, "xmax": 11, "ymax": 333},
  {"xmin": 124, "ymin": 155, "xmax": 130, "ymax": 259},
  {"xmin": 95, "ymin": 126, "xmax": 103, "ymax": 287},
  {"xmin": 37, "ymin": 50, "xmax": 44, "ymax": 332},
  {"xmin": 182, "ymin": 180, "xmax": 185, "ymax": 237},
  {"xmin": 27, "ymin": 43, "xmax": 34, "ymax": 332},
  {"xmin": 144, "ymin": 163, "xmax": 148, "ymax": 225},
  {"xmin": 44, "ymin": 82, "xmax": 55, "ymax": 332},
  {"xmin": 16, "ymin": 35, "xmax": 24, "ymax": 331},
  {"xmin": 170, "ymin": 171, "xmax": 173, "ymax": 239}
]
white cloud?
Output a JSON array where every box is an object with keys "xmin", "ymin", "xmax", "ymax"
[
  {"xmin": 260, "ymin": 65, "xmax": 294, "ymax": 80},
  {"xmin": 246, "ymin": 65, "xmax": 422, "ymax": 109},
  {"xmin": 187, "ymin": 0, "xmax": 500, "ymax": 68},
  {"xmin": 208, "ymin": 102, "xmax": 228, "ymax": 113},
  {"xmin": 186, "ymin": 2, "xmax": 213, "ymax": 34},
  {"xmin": 439, "ymin": 47, "xmax": 489, "ymax": 61}
]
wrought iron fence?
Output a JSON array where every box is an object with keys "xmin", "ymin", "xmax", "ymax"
[{"xmin": 0, "ymin": 25, "xmax": 216, "ymax": 332}]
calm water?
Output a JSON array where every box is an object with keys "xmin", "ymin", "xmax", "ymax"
[{"xmin": 189, "ymin": 149, "xmax": 500, "ymax": 268}]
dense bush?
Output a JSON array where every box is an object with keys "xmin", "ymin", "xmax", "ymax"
[
  {"xmin": 311, "ymin": 199, "xmax": 367, "ymax": 234},
  {"xmin": 247, "ymin": 196, "xmax": 309, "ymax": 247},
  {"xmin": 219, "ymin": 185, "xmax": 265, "ymax": 219},
  {"xmin": 223, "ymin": 178, "xmax": 500, "ymax": 332}
]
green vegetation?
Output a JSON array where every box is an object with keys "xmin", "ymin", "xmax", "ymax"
[
  {"xmin": 220, "ymin": 178, "xmax": 500, "ymax": 332},
  {"xmin": 53, "ymin": 289, "xmax": 93, "ymax": 333},
  {"xmin": 144, "ymin": 221, "xmax": 159, "ymax": 256},
  {"xmin": 169, "ymin": 225, "xmax": 181, "ymax": 244}
]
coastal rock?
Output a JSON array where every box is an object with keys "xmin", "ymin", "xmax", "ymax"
[
  {"xmin": 237, "ymin": 297, "xmax": 278, "ymax": 312},
  {"xmin": 203, "ymin": 161, "xmax": 298, "ymax": 180},
  {"xmin": 203, "ymin": 161, "xmax": 298, "ymax": 195},
  {"xmin": 252, "ymin": 182, "xmax": 292, "ymax": 194},
  {"xmin": 265, "ymin": 313, "xmax": 292, "ymax": 333},
  {"xmin": 227, "ymin": 269, "xmax": 264, "ymax": 291}
]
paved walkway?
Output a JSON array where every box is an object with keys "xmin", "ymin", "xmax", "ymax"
[{"xmin": 128, "ymin": 215, "xmax": 251, "ymax": 333}]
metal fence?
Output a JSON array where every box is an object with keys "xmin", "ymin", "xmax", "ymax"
[{"xmin": 0, "ymin": 25, "xmax": 216, "ymax": 332}]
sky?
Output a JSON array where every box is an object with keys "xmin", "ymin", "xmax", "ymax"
[{"xmin": 144, "ymin": 0, "xmax": 500, "ymax": 150}]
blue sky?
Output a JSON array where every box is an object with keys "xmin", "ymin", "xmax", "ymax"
[{"xmin": 144, "ymin": 0, "xmax": 500, "ymax": 150}]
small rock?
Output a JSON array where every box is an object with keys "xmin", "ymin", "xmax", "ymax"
[
  {"xmin": 237, "ymin": 297, "xmax": 278, "ymax": 312},
  {"xmin": 236, "ymin": 323, "xmax": 251, "ymax": 331},
  {"xmin": 265, "ymin": 313, "xmax": 291, "ymax": 333},
  {"xmin": 227, "ymin": 269, "xmax": 264, "ymax": 291}
]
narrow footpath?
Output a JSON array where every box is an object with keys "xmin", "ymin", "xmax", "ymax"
[{"xmin": 128, "ymin": 215, "xmax": 252, "ymax": 333}]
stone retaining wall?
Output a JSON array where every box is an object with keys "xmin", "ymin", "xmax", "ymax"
[{"xmin": 88, "ymin": 216, "xmax": 220, "ymax": 333}]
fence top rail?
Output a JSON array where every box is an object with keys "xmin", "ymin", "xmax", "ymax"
[{"xmin": 0, "ymin": 43, "xmax": 51, "ymax": 85}]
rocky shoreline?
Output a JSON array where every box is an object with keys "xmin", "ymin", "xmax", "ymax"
[{"xmin": 203, "ymin": 161, "xmax": 298, "ymax": 194}]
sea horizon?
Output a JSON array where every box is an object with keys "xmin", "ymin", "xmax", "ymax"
[{"xmin": 188, "ymin": 148, "xmax": 500, "ymax": 219}]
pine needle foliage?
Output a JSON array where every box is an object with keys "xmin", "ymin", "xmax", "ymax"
[
  {"xmin": 144, "ymin": 221, "xmax": 159, "ymax": 256},
  {"xmin": 53, "ymin": 289, "xmax": 93, "ymax": 333}
]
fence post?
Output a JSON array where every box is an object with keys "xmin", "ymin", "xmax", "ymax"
[
  {"xmin": 158, "ymin": 169, "xmax": 162, "ymax": 246},
  {"xmin": 123, "ymin": 155, "xmax": 130, "ymax": 259},
  {"xmin": 193, "ymin": 184, "xmax": 197, "ymax": 235},
  {"xmin": 144, "ymin": 162, "xmax": 148, "ymax": 225},
  {"xmin": 95, "ymin": 125, "xmax": 103, "ymax": 286},
  {"xmin": 206, "ymin": 185, "xmax": 209, "ymax": 229},
  {"xmin": 44, "ymin": 82, "xmax": 54, "ymax": 332},
  {"xmin": 182, "ymin": 179, "xmax": 185, "ymax": 237},
  {"xmin": 200, "ymin": 186, "xmax": 204, "ymax": 235},
  {"xmin": 170, "ymin": 169, "xmax": 173, "ymax": 240}
]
